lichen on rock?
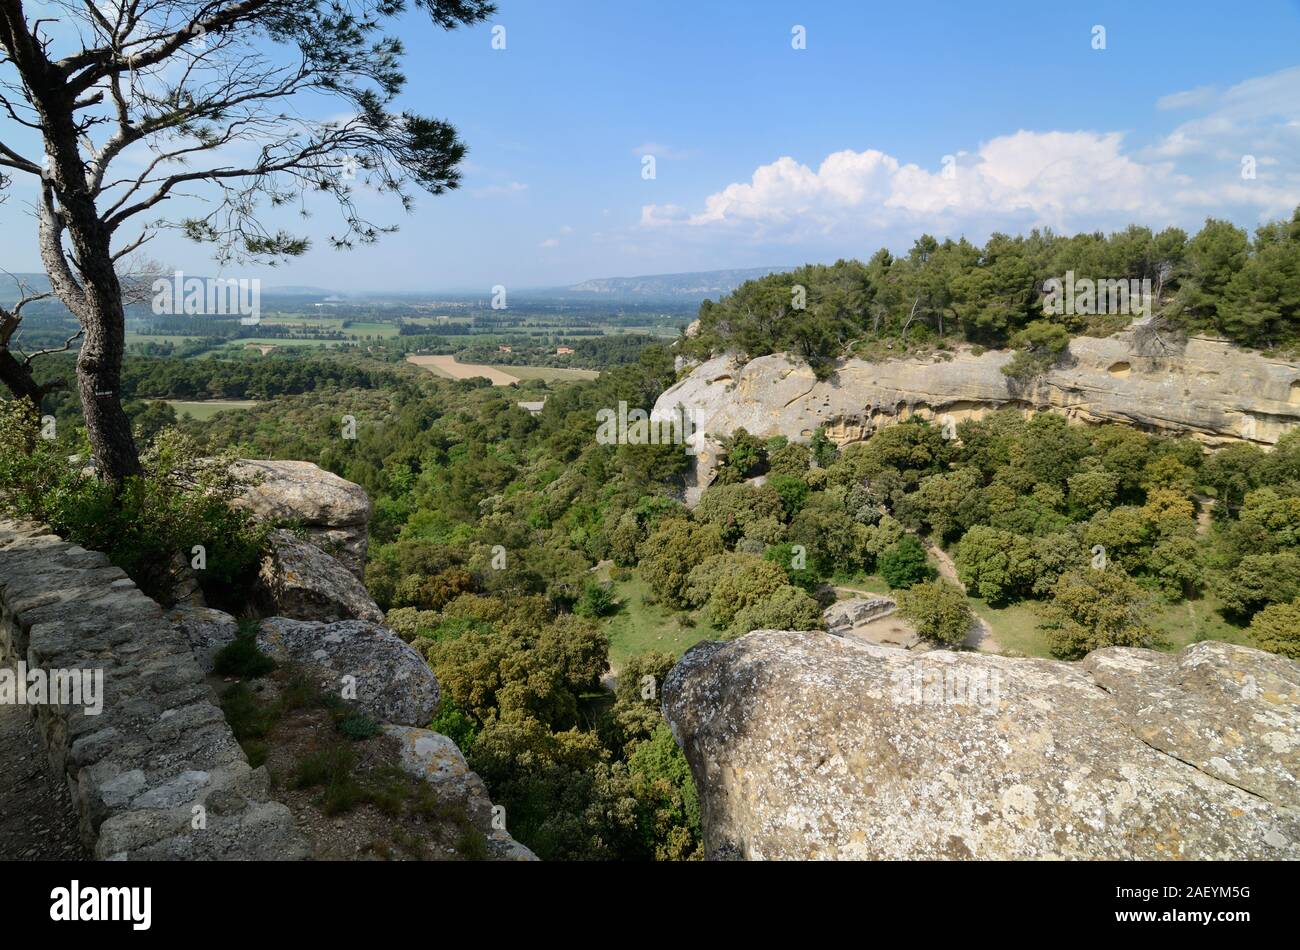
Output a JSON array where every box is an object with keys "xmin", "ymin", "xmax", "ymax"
[{"xmin": 662, "ymin": 629, "xmax": 1300, "ymax": 860}]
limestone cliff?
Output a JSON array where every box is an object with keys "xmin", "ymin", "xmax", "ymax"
[
  {"xmin": 662, "ymin": 630, "xmax": 1300, "ymax": 860},
  {"xmin": 653, "ymin": 331, "xmax": 1300, "ymax": 493}
]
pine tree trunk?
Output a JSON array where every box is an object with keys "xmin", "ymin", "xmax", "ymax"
[
  {"xmin": 48, "ymin": 184, "xmax": 141, "ymax": 481},
  {"xmin": 2, "ymin": 7, "xmax": 142, "ymax": 483},
  {"xmin": 72, "ymin": 243, "xmax": 140, "ymax": 482}
]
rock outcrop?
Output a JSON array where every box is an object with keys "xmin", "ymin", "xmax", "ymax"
[
  {"xmin": 654, "ymin": 333, "xmax": 1300, "ymax": 492},
  {"xmin": 256, "ymin": 617, "xmax": 439, "ymax": 727},
  {"xmin": 383, "ymin": 726, "xmax": 538, "ymax": 860},
  {"xmin": 257, "ymin": 529, "xmax": 384, "ymax": 623},
  {"xmin": 231, "ymin": 460, "xmax": 372, "ymax": 578},
  {"xmin": 662, "ymin": 630, "xmax": 1300, "ymax": 860}
]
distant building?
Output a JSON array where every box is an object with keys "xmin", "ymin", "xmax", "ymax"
[
  {"xmin": 517, "ymin": 400, "xmax": 546, "ymax": 415},
  {"xmin": 498, "ymin": 344, "xmax": 513, "ymax": 353},
  {"xmin": 556, "ymin": 346, "xmax": 575, "ymax": 355}
]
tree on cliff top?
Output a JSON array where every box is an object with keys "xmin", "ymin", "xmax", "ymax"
[{"xmin": 0, "ymin": 0, "xmax": 492, "ymax": 481}]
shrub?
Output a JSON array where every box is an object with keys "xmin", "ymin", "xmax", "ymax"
[
  {"xmin": 767, "ymin": 473, "xmax": 809, "ymax": 518},
  {"xmin": 575, "ymin": 580, "xmax": 618, "ymax": 618},
  {"xmin": 337, "ymin": 711, "xmax": 382, "ymax": 741},
  {"xmin": 1214, "ymin": 551, "xmax": 1300, "ymax": 621},
  {"xmin": 728, "ymin": 584, "xmax": 824, "ymax": 637},
  {"xmin": 1248, "ymin": 600, "xmax": 1300, "ymax": 659},
  {"xmin": 955, "ymin": 525, "xmax": 1036, "ymax": 603},
  {"xmin": 896, "ymin": 579, "xmax": 973, "ymax": 647},
  {"xmin": 0, "ymin": 403, "xmax": 268, "ymax": 605},
  {"xmin": 763, "ymin": 542, "xmax": 820, "ymax": 591},
  {"xmin": 704, "ymin": 555, "xmax": 788, "ymax": 629},
  {"xmin": 878, "ymin": 535, "xmax": 932, "ymax": 589},
  {"xmin": 767, "ymin": 441, "xmax": 811, "ymax": 477},
  {"xmin": 1043, "ymin": 568, "xmax": 1160, "ymax": 659},
  {"xmin": 212, "ymin": 621, "xmax": 277, "ymax": 678},
  {"xmin": 1001, "ymin": 320, "xmax": 1070, "ymax": 382}
]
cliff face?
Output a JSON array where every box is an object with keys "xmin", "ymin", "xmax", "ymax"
[
  {"xmin": 662, "ymin": 630, "xmax": 1300, "ymax": 860},
  {"xmin": 653, "ymin": 332, "xmax": 1300, "ymax": 492}
]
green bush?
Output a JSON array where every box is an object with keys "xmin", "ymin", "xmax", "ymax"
[
  {"xmin": 1247, "ymin": 600, "xmax": 1300, "ymax": 659},
  {"xmin": 878, "ymin": 535, "xmax": 933, "ymax": 589},
  {"xmin": 1043, "ymin": 568, "xmax": 1161, "ymax": 659},
  {"xmin": 337, "ymin": 711, "xmax": 382, "ymax": 741},
  {"xmin": 896, "ymin": 579, "xmax": 973, "ymax": 647},
  {"xmin": 212, "ymin": 621, "xmax": 277, "ymax": 678},
  {"xmin": 575, "ymin": 580, "xmax": 618, "ymax": 618},
  {"xmin": 0, "ymin": 403, "xmax": 268, "ymax": 605}
]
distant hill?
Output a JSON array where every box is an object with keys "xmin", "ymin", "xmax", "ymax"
[
  {"xmin": 563, "ymin": 266, "xmax": 794, "ymax": 300},
  {"xmin": 0, "ymin": 272, "xmax": 53, "ymax": 305},
  {"xmin": 261, "ymin": 285, "xmax": 336, "ymax": 298}
]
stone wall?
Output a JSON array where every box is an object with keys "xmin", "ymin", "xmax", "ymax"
[{"xmin": 0, "ymin": 519, "xmax": 305, "ymax": 860}]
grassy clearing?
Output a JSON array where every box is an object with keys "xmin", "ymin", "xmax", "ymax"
[
  {"xmin": 1149, "ymin": 593, "xmax": 1253, "ymax": 651},
  {"xmin": 829, "ymin": 572, "xmax": 891, "ymax": 597},
  {"xmin": 968, "ymin": 599, "xmax": 1051, "ymax": 658},
  {"xmin": 967, "ymin": 591, "xmax": 1252, "ymax": 659},
  {"xmin": 165, "ymin": 399, "xmax": 260, "ymax": 420},
  {"xmin": 594, "ymin": 564, "xmax": 712, "ymax": 671}
]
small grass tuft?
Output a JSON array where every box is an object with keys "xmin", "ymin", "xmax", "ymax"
[{"xmin": 213, "ymin": 619, "xmax": 276, "ymax": 677}]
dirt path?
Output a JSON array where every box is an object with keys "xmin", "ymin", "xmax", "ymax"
[
  {"xmin": 925, "ymin": 544, "xmax": 1003, "ymax": 654},
  {"xmin": 1194, "ymin": 495, "xmax": 1216, "ymax": 536},
  {"xmin": 833, "ymin": 584, "xmax": 888, "ymax": 599},
  {"xmin": 0, "ymin": 694, "xmax": 86, "ymax": 860},
  {"xmin": 407, "ymin": 354, "xmax": 521, "ymax": 386}
]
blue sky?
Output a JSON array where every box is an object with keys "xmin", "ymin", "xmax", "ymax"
[{"xmin": 5, "ymin": 0, "xmax": 1300, "ymax": 291}]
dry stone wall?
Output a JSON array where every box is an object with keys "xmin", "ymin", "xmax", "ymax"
[{"xmin": 0, "ymin": 519, "xmax": 305, "ymax": 860}]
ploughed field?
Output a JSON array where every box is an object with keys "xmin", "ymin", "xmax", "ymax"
[{"xmin": 406, "ymin": 354, "xmax": 599, "ymax": 385}]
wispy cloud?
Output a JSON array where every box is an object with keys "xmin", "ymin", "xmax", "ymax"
[
  {"xmin": 632, "ymin": 142, "xmax": 692, "ymax": 160},
  {"xmin": 472, "ymin": 181, "xmax": 529, "ymax": 197}
]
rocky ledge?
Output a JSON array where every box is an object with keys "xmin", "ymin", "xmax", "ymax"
[{"xmin": 662, "ymin": 630, "xmax": 1299, "ymax": 860}]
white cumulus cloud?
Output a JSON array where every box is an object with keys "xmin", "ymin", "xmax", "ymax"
[{"xmin": 641, "ymin": 65, "xmax": 1300, "ymax": 246}]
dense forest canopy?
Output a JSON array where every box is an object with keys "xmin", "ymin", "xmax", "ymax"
[{"xmin": 684, "ymin": 208, "xmax": 1300, "ymax": 376}]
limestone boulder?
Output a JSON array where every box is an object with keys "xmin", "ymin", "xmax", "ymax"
[
  {"xmin": 383, "ymin": 725, "xmax": 538, "ymax": 861},
  {"xmin": 257, "ymin": 529, "xmax": 383, "ymax": 624},
  {"xmin": 167, "ymin": 605, "xmax": 239, "ymax": 673},
  {"xmin": 256, "ymin": 618, "xmax": 439, "ymax": 727},
  {"xmin": 230, "ymin": 460, "xmax": 372, "ymax": 577},
  {"xmin": 662, "ymin": 630, "xmax": 1300, "ymax": 860}
]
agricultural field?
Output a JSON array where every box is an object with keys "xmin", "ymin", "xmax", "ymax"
[
  {"xmin": 489, "ymin": 364, "xmax": 600, "ymax": 382},
  {"xmin": 406, "ymin": 354, "xmax": 599, "ymax": 385},
  {"xmin": 164, "ymin": 399, "xmax": 261, "ymax": 420}
]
